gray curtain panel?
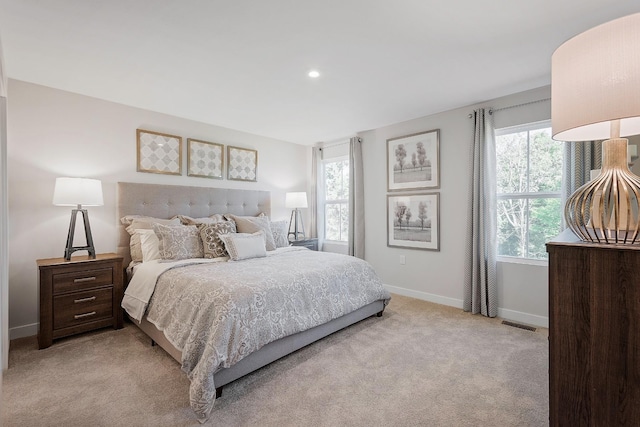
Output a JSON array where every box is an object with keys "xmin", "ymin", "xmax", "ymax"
[
  {"xmin": 561, "ymin": 140, "xmax": 602, "ymax": 228},
  {"xmin": 1, "ymin": 35, "xmax": 9, "ymax": 369},
  {"xmin": 309, "ymin": 146, "xmax": 321, "ymax": 239},
  {"xmin": 348, "ymin": 137, "xmax": 365, "ymax": 258},
  {"xmin": 464, "ymin": 108, "xmax": 498, "ymax": 318}
]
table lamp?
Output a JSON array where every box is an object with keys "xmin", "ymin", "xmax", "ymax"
[
  {"xmin": 286, "ymin": 192, "xmax": 307, "ymax": 241},
  {"xmin": 53, "ymin": 177, "xmax": 104, "ymax": 259},
  {"xmin": 552, "ymin": 13, "xmax": 640, "ymax": 244}
]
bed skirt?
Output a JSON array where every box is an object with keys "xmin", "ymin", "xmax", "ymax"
[{"xmin": 131, "ymin": 299, "xmax": 386, "ymax": 390}]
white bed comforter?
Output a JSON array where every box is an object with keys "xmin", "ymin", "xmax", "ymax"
[{"xmin": 122, "ymin": 247, "xmax": 391, "ymax": 422}]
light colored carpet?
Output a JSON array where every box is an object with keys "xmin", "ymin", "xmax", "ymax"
[{"xmin": 2, "ymin": 295, "xmax": 549, "ymax": 426}]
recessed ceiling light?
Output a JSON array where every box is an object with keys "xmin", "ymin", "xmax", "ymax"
[{"xmin": 308, "ymin": 70, "xmax": 320, "ymax": 78}]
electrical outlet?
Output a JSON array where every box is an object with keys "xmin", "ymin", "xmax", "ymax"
[{"xmin": 399, "ymin": 255, "xmax": 406, "ymax": 265}]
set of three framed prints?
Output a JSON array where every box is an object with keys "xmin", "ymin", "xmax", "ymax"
[
  {"xmin": 386, "ymin": 129, "xmax": 440, "ymax": 251},
  {"xmin": 136, "ymin": 129, "xmax": 258, "ymax": 182}
]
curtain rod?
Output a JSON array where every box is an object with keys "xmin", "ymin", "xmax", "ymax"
[
  {"xmin": 467, "ymin": 97, "xmax": 551, "ymax": 118},
  {"xmin": 317, "ymin": 137, "xmax": 360, "ymax": 150}
]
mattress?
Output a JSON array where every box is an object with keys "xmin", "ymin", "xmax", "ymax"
[{"xmin": 123, "ymin": 246, "xmax": 390, "ymax": 421}]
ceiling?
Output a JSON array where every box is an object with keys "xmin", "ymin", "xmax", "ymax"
[{"xmin": 0, "ymin": 1, "xmax": 638, "ymax": 145}]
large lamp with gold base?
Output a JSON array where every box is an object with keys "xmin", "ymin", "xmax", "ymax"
[{"xmin": 552, "ymin": 13, "xmax": 640, "ymax": 244}]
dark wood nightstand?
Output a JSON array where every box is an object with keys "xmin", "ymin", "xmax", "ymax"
[
  {"xmin": 37, "ymin": 253, "xmax": 124, "ymax": 349},
  {"xmin": 289, "ymin": 238, "xmax": 318, "ymax": 251}
]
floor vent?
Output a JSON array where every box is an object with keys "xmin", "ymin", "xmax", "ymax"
[{"xmin": 502, "ymin": 320, "xmax": 537, "ymax": 332}]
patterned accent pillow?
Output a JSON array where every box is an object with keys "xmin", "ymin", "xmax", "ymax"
[
  {"xmin": 152, "ymin": 223, "xmax": 204, "ymax": 260},
  {"xmin": 270, "ymin": 220, "xmax": 290, "ymax": 248},
  {"xmin": 219, "ymin": 232, "xmax": 267, "ymax": 261},
  {"xmin": 199, "ymin": 221, "xmax": 237, "ymax": 258},
  {"xmin": 225, "ymin": 214, "xmax": 277, "ymax": 251},
  {"xmin": 178, "ymin": 214, "xmax": 225, "ymax": 225},
  {"xmin": 125, "ymin": 217, "xmax": 181, "ymax": 263}
]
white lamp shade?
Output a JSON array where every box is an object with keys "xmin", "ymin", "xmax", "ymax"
[
  {"xmin": 53, "ymin": 177, "xmax": 104, "ymax": 207},
  {"xmin": 552, "ymin": 13, "xmax": 640, "ymax": 141},
  {"xmin": 285, "ymin": 192, "xmax": 308, "ymax": 209}
]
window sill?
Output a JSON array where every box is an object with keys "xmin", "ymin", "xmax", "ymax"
[{"xmin": 497, "ymin": 256, "xmax": 548, "ymax": 267}]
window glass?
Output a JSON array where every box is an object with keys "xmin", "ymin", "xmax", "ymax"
[
  {"xmin": 529, "ymin": 128, "xmax": 562, "ymax": 193},
  {"xmin": 324, "ymin": 160, "xmax": 349, "ymax": 200},
  {"xmin": 496, "ymin": 131, "xmax": 528, "ymax": 194},
  {"xmin": 323, "ymin": 158, "xmax": 349, "ymax": 242},
  {"xmin": 496, "ymin": 122, "xmax": 563, "ymax": 260}
]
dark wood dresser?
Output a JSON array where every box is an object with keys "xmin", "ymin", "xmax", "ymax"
[
  {"xmin": 546, "ymin": 230, "xmax": 640, "ymax": 426},
  {"xmin": 37, "ymin": 253, "xmax": 124, "ymax": 349}
]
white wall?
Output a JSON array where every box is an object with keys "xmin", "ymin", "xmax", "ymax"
[
  {"xmin": 7, "ymin": 79, "xmax": 309, "ymax": 339},
  {"xmin": 360, "ymin": 86, "xmax": 552, "ymax": 327},
  {"xmin": 8, "ymin": 79, "xmax": 558, "ymax": 338}
]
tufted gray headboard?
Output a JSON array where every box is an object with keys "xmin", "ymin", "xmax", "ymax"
[{"xmin": 117, "ymin": 182, "xmax": 271, "ymax": 267}]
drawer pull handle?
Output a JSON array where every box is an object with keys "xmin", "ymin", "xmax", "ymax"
[
  {"xmin": 74, "ymin": 311, "xmax": 96, "ymax": 319},
  {"xmin": 74, "ymin": 296, "xmax": 96, "ymax": 303},
  {"xmin": 74, "ymin": 277, "xmax": 96, "ymax": 283}
]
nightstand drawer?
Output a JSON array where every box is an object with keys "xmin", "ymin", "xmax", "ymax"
[
  {"xmin": 52, "ymin": 268, "xmax": 113, "ymax": 294},
  {"xmin": 38, "ymin": 253, "xmax": 124, "ymax": 349},
  {"xmin": 290, "ymin": 238, "xmax": 318, "ymax": 251},
  {"xmin": 53, "ymin": 287, "xmax": 113, "ymax": 329}
]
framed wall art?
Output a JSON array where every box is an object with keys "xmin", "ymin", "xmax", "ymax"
[
  {"xmin": 136, "ymin": 129, "xmax": 182, "ymax": 175},
  {"xmin": 227, "ymin": 146, "xmax": 258, "ymax": 182},
  {"xmin": 387, "ymin": 192, "xmax": 439, "ymax": 251},
  {"xmin": 187, "ymin": 138, "xmax": 224, "ymax": 179},
  {"xmin": 387, "ymin": 129, "xmax": 439, "ymax": 191}
]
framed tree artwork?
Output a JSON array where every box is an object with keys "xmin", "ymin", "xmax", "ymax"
[
  {"xmin": 387, "ymin": 192, "xmax": 439, "ymax": 251},
  {"xmin": 387, "ymin": 129, "xmax": 439, "ymax": 191}
]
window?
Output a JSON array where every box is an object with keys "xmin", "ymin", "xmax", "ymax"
[
  {"xmin": 496, "ymin": 121, "xmax": 563, "ymax": 260},
  {"xmin": 323, "ymin": 158, "xmax": 349, "ymax": 241}
]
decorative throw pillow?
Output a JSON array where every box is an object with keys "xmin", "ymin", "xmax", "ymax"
[
  {"xmin": 199, "ymin": 221, "xmax": 237, "ymax": 258},
  {"xmin": 225, "ymin": 214, "xmax": 277, "ymax": 251},
  {"xmin": 138, "ymin": 230, "xmax": 161, "ymax": 262},
  {"xmin": 270, "ymin": 220, "xmax": 290, "ymax": 248},
  {"xmin": 219, "ymin": 231, "xmax": 267, "ymax": 261},
  {"xmin": 178, "ymin": 214, "xmax": 225, "ymax": 225},
  {"xmin": 125, "ymin": 217, "xmax": 181, "ymax": 263},
  {"xmin": 152, "ymin": 223, "xmax": 204, "ymax": 260}
]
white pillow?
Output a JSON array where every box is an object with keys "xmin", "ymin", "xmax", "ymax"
[
  {"xmin": 225, "ymin": 214, "xmax": 277, "ymax": 251},
  {"xmin": 219, "ymin": 231, "xmax": 267, "ymax": 261},
  {"xmin": 124, "ymin": 216, "xmax": 181, "ymax": 263},
  {"xmin": 138, "ymin": 229, "xmax": 160, "ymax": 262}
]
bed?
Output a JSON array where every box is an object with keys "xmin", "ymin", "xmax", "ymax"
[{"xmin": 116, "ymin": 182, "xmax": 391, "ymax": 422}]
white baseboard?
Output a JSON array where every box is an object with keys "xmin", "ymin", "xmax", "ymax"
[
  {"xmin": 497, "ymin": 308, "xmax": 548, "ymax": 329},
  {"xmin": 384, "ymin": 284, "xmax": 549, "ymax": 328},
  {"xmin": 384, "ymin": 284, "xmax": 464, "ymax": 309},
  {"xmin": 10, "ymin": 323, "xmax": 37, "ymax": 340}
]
